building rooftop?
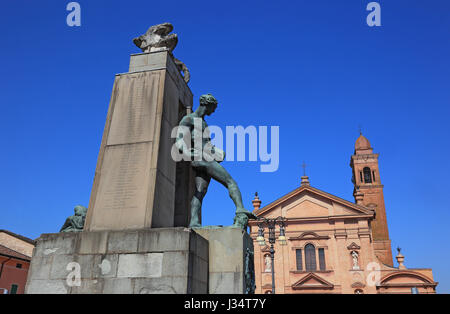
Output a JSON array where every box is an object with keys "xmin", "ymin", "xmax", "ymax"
[
  {"xmin": 0, "ymin": 244, "xmax": 31, "ymax": 261},
  {"xmin": 0, "ymin": 229, "xmax": 36, "ymax": 245}
]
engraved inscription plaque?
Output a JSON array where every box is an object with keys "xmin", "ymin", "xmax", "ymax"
[
  {"xmin": 90, "ymin": 142, "xmax": 152, "ymax": 230},
  {"xmin": 107, "ymin": 72, "xmax": 161, "ymax": 146}
]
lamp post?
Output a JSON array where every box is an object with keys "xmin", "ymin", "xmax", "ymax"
[{"xmin": 255, "ymin": 216, "xmax": 287, "ymax": 294}]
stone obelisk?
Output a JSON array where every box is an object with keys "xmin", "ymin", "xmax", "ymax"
[{"xmin": 85, "ymin": 48, "xmax": 194, "ymax": 231}]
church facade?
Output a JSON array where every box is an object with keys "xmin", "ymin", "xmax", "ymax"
[{"xmin": 249, "ymin": 134, "xmax": 438, "ymax": 294}]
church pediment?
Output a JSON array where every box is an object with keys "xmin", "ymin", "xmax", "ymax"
[
  {"xmin": 254, "ymin": 185, "xmax": 374, "ymax": 219},
  {"xmin": 292, "ymin": 273, "xmax": 334, "ymax": 290},
  {"xmin": 283, "ymin": 198, "xmax": 330, "ymax": 219}
]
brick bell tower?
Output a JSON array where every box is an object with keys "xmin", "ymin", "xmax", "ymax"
[{"xmin": 350, "ymin": 133, "xmax": 393, "ymax": 266}]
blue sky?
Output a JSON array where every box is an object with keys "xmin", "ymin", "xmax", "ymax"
[{"xmin": 1, "ymin": 1, "xmax": 449, "ymax": 292}]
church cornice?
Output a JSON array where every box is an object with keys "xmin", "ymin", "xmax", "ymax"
[
  {"xmin": 248, "ymin": 214, "xmax": 374, "ymax": 227},
  {"xmin": 351, "ymin": 153, "xmax": 379, "ymax": 161},
  {"xmin": 290, "ymin": 270, "xmax": 333, "ymax": 274},
  {"xmin": 358, "ymin": 184, "xmax": 384, "ymax": 189},
  {"xmin": 378, "ymin": 282, "xmax": 438, "ymax": 289}
]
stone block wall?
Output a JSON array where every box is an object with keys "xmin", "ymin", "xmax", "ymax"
[
  {"xmin": 25, "ymin": 228, "xmax": 208, "ymax": 294},
  {"xmin": 194, "ymin": 227, "xmax": 254, "ymax": 294}
]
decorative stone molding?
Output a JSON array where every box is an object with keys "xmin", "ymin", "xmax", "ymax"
[
  {"xmin": 261, "ymin": 245, "xmax": 271, "ymax": 253},
  {"xmin": 357, "ymin": 228, "xmax": 371, "ymax": 238},
  {"xmin": 351, "ymin": 281, "xmax": 366, "ymax": 288},
  {"xmin": 289, "ymin": 231, "xmax": 330, "ymax": 241},
  {"xmin": 334, "ymin": 229, "xmax": 347, "ymax": 239},
  {"xmin": 352, "ymin": 153, "xmax": 379, "ymax": 162},
  {"xmin": 291, "ymin": 245, "xmax": 328, "ymax": 251},
  {"xmin": 290, "ymin": 270, "xmax": 333, "ymax": 274},
  {"xmin": 347, "ymin": 242, "xmax": 361, "ymax": 250}
]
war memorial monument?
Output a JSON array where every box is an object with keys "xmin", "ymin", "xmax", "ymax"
[{"xmin": 24, "ymin": 23, "xmax": 256, "ymax": 294}]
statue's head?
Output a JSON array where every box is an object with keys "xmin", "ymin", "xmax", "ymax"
[
  {"xmin": 74, "ymin": 205, "xmax": 88, "ymax": 217},
  {"xmin": 199, "ymin": 94, "xmax": 218, "ymax": 116}
]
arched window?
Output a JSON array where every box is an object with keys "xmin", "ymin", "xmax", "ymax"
[
  {"xmin": 363, "ymin": 167, "xmax": 372, "ymax": 183},
  {"xmin": 305, "ymin": 244, "xmax": 316, "ymax": 271}
]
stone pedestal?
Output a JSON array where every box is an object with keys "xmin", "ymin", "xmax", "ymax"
[
  {"xmin": 25, "ymin": 228, "xmax": 208, "ymax": 294},
  {"xmin": 194, "ymin": 228, "xmax": 255, "ymax": 294},
  {"xmin": 85, "ymin": 51, "xmax": 195, "ymax": 231}
]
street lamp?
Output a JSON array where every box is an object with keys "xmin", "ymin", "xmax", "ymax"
[{"xmin": 255, "ymin": 216, "xmax": 287, "ymax": 294}]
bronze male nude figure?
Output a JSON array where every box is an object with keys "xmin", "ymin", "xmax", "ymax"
[{"xmin": 175, "ymin": 94, "xmax": 256, "ymax": 229}]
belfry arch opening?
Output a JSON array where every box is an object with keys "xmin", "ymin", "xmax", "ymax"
[{"xmin": 363, "ymin": 167, "xmax": 372, "ymax": 183}]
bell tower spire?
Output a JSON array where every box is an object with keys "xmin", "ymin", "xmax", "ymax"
[{"xmin": 350, "ymin": 133, "xmax": 393, "ymax": 266}]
